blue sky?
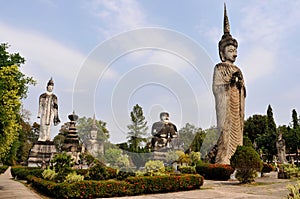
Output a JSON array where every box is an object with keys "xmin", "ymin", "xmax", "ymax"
[{"xmin": 1, "ymin": 0, "xmax": 300, "ymax": 143}]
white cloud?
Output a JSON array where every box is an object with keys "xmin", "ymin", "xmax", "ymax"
[
  {"xmin": 87, "ymin": 0, "xmax": 148, "ymax": 37},
  {"xmin": 0, "ymin": 22, "xmax": 85, "ymax": 83},
  {"xmin": 239, "ymin": 1, "xmax": 300, "ymax": 81}
]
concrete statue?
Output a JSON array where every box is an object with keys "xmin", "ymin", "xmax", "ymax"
[
  {"xmin": 213, "ymin": 4, "xmax": 246, "ymax": 164},
  {"xmin": 150, "ymin": 112, "xmax": 178, "ymax": 151},
  {"xmin": 276, "ymin": 133, "xmax": 287, "ymax": 164},
  {"xmin": 37, "ymin": 78, "xmax": 60, "ymax": 141}
]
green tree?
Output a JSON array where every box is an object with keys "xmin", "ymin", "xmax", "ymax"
[
  {"xmin": 284, "ymin": 109, "xmax": 300, "ymax": 162},
  {"xmin": 127, "ymin": 104, "xmax": 148, "ymax": 151},
  {"xmin": 179, "ymin": 123, "xmax": 205, "ymax": 152},
  {"xmin": 190, "ymin": 131, "xmax": 206, "ymax": 152},
  {"xmin": 292, "ymin": 109, "xmax": 299, "ymax": 129},
  {"xmin": 254, "ymin": 105, "xmax": 277, "ymax": 162},
  {"xmin": 0, "ymin": 43, "xmax": 35, "ymax": 162},
  {"xmin": 201, "ymin": 126, "xmax": 218, "ymax": 157},
  {"xmin": 53, "ymin": 122, "xmax": 69, "ymax": 152},
  {"xmin": 244, "ymin": 114, "xmax": 268, "ymax": 143},
  {"xmin": 104, "ymin": 148, "xmax": 129, "ymax": 168}
]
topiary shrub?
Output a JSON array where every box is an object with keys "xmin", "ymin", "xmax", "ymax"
[
  {"xmin": 195, "ymin": 162, "xmax": 234, "ymax": 180},
  {"xmin": 230, "ymin": 146, "xmax": 262, "ymax": 183}
]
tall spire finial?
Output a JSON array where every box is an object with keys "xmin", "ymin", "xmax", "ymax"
[
  {"xmin": 92, "ymin": 113, "xmax": 98, "ymax": 130},
  {"xmin": 223, "ymin": 3, "xmax": 230, "ymax": 35}
]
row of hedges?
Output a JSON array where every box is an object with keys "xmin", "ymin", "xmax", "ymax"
[
  {"xmin": 27, "ymin": 174, "xmax": 203, "ymax": 198},
  {"xmin": 196, "ymin": 163, "xmax": 234, "ymax": 180},
  {"xmin": 11, "ymin": 166, "xmax": 43, "ymax": 179},
  {"xmin": 0, "ymin": 165, "xmax": 8, "ymax": 174}
]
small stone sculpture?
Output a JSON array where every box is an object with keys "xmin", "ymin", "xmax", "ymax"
[
  {"xmin": 276, "ymin": 133, "xmax": 287, "ymax": 164},
  {"xmin": 37, "ymin": 78, "xmax": 60, "ymax": 141},
  {"xmin": 150, "ymin": 112, "xmax": 178, "ymax": 151},
  {"xmin": 212, "ymin": 5, "xmax": 246, "ymax": 164}
]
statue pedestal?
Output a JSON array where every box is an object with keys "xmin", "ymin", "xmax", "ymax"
[{"xmin": 27, "ymin": 141, "xmax": 57, "ymax": 167}]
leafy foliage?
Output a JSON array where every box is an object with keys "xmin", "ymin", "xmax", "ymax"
[
  {"xmin": 145, "ymin": 160, "xmax": 165, "ymax": 175},
  {"xmin": 64, "ymin": 172, "xmax": 84, "ymax": 183},
  {"xmin": 127, "ymin": 104, "xmax": 148, "ymax": 151},
  {"xmin": 201, "ymin": 127, "xmax": 218, "ymax": 157},
  {"xmin": 0, "ymin": 43, "xmax": 35, "ymax": 162},
  {"xmin": 178, "ymin": 123, "xmax": 206, "ymax": 152},
  {"xmin": 42, "ymin": 168, "xmax": 57, "ymax": 181},
  {"xmin": 50, "ymin": 152, "xmax": 74, "ymax": 182},
  {"xmin": 230, "ymin": 146, "xmax": 262, "ymax": 183},
  {"xmin": 104, "ymin": 148, "xmax": 130, "ymax": 168}
]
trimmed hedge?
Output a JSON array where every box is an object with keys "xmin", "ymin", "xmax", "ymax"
[
  {"xmin": 11, "ymin": 166, "xmax": 42, "ymax": 179},
  {"xmin": 0, "ymin": 165, "xmax": 8, "ymax": 174},
  {"xmin": 27, "ymin": 174, "xmax": 203, "ymax": 198},
  {"xmin": 126, "ymin": 175, "xmax": 203, "ymax": 195},
  {"xmin": 196, "ymin": 163, "xmax": 234, "ymax": 180},
  {"xmin": 178, "ymin": 166, "xmax": 197, "ymax": 174}
]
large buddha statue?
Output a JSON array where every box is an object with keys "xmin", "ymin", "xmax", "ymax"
[
  {"xmin": 150, "ymin": 112, "xmax": 178, "ymax": 151},
  {"xmin": 213, "ymin": 5, "xmax": 246, "ymax": 164},
  {"xmin": 37, "ymin": 78, "xmax": 60, "ymax": 141}
]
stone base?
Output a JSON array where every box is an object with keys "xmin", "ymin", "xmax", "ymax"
[{"xmin": 27, "ymin": 141, "xmax": 57, "ymax": 167}]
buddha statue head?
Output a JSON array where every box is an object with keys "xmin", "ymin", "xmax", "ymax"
[{"xmin": 218, "ymin": 4, "xmax": 238, "ymax": 64}]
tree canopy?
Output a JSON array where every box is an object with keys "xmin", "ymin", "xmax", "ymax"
[
  {"xmin": 0, "ymin": 43, "xmax": 35, "ymax": 161},
  {"xmin": 127, "ymin": 104, "xmax": 148, "ymax": 151}
]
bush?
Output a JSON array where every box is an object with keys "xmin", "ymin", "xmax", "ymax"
[
  {"xmin": 51, "ymin": 152, "xmax": 74, "ymax": 182},
  {"xmin": 178, "ymin": 166, "xmax": 196, "ymax": 174},
  {"xmin": 116, "ymin": 170, "xmax": 136, "ymax": 180},
  {"xmin": 165, "ymin": 166, "xmax": 175, "ymax": 173},
  {"xmin": 64, "ymin": 172, "xmax": 84, "ymax": 183},
  {"xmin": 230, "ymin": 146, "xmax": 262, "ymax": 183},
  {"xmin": 85, "ymin": 162, "xmax": 108, "ymax": 180},
  {"xmin": 27, "ymin": 174, "xmax": 204, "ymax": 198},
  {"xmin": 195, "ymin": 162, "xmax": 234, "ymax": 180},
  {"xmin": 106, "ymin": 167, "xmax": 118, "ymax": 179},
  {"xmin": 0, "ymin": 165, "xmax": 8, "ymax": 174},
  {"xmin": 145, "ymin": 160, "xmax": 165, "ymax": 175},
  {"xmin": 11, "ymin": 166, "xmax": 42, "ymax": 180},
  {"xmin": 42, "ymin": 168, "xmax": 57, "ymax": 181}
]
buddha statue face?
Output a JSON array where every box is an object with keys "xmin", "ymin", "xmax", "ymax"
[
  {"xmin": 47, "ymin": 85, "xmax": 53, "ymax": 92},
  {"xmin": 221, "ymin": 44, "xmax": 237, "ymax": 64},
  {"xmin": 91, "ymin": 130, "xmax": 97, "ymax": 140},
  {"xmin": 160, "ymin": 112, "xmax": 169, "ymax": 123}
]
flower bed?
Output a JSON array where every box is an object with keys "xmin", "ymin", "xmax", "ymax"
[
  {"xmin": 27, "ymin": 174, "xmax": 203, "ymax": 198},
  {"xmin": 195, "ymin": 163, "xmax": 234, "ymax": 180}
]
